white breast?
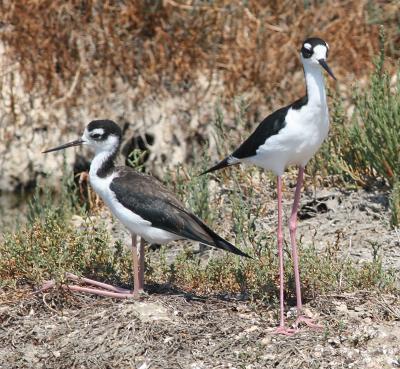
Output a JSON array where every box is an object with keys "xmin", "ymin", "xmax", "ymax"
[
  {"xmin": 89, "ymin": 163, "xmax": 179, "ymax": 244},
  {"xmin": 246, "ymin": 104, "xmax": 329, "ymax": 176}
]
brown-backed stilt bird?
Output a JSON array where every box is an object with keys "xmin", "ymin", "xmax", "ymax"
[{"xmin": 42, "ymin": 119, "xmax": 249, "ymax": 299}]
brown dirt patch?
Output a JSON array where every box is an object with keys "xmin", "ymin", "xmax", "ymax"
[{"xmin": 0, "ymin": 290, "xmax": 399, "ymax": 368}]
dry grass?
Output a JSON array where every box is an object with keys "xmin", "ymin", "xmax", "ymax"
[{"xmin": 1, "ymin": 0, "xmax": 398, "ymax": 110}]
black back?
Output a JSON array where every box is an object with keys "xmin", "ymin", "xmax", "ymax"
[
  {"xmin": 233, "ymin": 96, "xmax": 308, "ymax": 159},
  {"xmin": 202, "ymin": 96, "xmax": 308, "ymax": 175}
]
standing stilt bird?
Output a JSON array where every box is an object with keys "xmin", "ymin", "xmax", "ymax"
[
  {"xmin": 202, "ymin": 38, "xmax": 336, "ymax": 335},
  {"xmin": 42, "ymin": 120, "xmax": 249, "ymax": 299}
]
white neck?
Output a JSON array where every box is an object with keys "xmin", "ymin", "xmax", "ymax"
[{"xmin": 302, "ymin": 60, "xmax": 327, "ymax": 108}]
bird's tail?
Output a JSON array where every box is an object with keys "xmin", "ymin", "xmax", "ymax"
[
  {"xmin": 167, "ymin": 201, "xmax": 251, "ymax": 258},
  {"xmin": 198, "ymin": 220, "xmax": 251, "ymax": 258},
  {"xmin": 210, "ymin": 232, "xmax": 251, "ymax": 258},
  {"xmin": 200, "ymin": 156, "xmax": 239, "ymax": 175}
]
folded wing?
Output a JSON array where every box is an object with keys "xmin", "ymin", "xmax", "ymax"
[{"xmin": 110, "ymin": 169, "xmax": 250, "ymax": 258}]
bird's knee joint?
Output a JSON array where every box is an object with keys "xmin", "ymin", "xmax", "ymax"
[{"xmin": 289, "ymin": 221, "xmax": 297, "ymax": 233}]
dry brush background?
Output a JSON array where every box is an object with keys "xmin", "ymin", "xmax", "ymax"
[{"xmin": 0, "ymin": 0, "xmax": 399, "ymax": 192}]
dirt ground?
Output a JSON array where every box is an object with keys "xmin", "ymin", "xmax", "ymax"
[{"xmin": 0, "ymin": 289, "xmax": 399, "ymax": 369}]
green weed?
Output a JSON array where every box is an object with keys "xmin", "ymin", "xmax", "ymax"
[
  {"xmin": 310, "ymin": 29, "xmax": 400, "ymax": 225},
  {"xmin": 146, "ymin": 234, "xmax": 397, "ymax": 302},
  {"xmin": 0, "ymin": 169, "xmax": 132, "ymax": 289},
  {"xmin": 127, "ymin": 148, "xmax": 148, "ymax": 172}
]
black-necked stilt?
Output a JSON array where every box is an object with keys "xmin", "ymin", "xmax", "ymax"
[
  {"xmin": 42, "ymin": 119, "xmax": 249, "ymax": 299},
  {"xmin": 202, "ymin": 38, "xmax": 336, "ymax": 335}
]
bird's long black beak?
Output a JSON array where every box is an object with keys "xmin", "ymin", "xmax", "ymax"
[
  {"xmin": 318, "ymin": 59, "xmax": 336, "ymax": 80},
  {"xmin": 42, "ymin": 139, "xmax": 85, "ymax": 153}
]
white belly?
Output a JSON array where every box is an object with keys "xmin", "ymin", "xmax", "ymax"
[
  {"xmin": 89, "ymin": 171, "xmax": 179, "ymax": 244},
  {"xmin": 247, "ymin": 105, "xmax": 329, "ymax": 175}
]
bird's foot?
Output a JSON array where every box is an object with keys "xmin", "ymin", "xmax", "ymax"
[
  {"xmin": 132, "ymin": 289, "xmax": 148, "ymax": 300},
  {"xmin": 294, "ymin": 315, "xmax": 323, "ymax": 330},
  {"xmin": 35, "ymin": 273, "xmax": 145, "ymax": 299},
  {"xmin": 272, "ymin": 325, "xmax": 297, "ymax": 336}
]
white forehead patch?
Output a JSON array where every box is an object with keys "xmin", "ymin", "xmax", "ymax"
[
  {"xmin": 304, "ymin": 43, "xmax": 312, "ymax": 50},
  {"xmin": 90, "ymin": 128, "xmax": 105, "ymax": 136},
  {"xmin": 313, "ymin": 44, "xmax": 328, "ymax": 60}
]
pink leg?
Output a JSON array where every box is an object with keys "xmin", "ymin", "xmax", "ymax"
[
  {"xmin": 273, "ymin": 176, "xmax": 295, "ymax": 336},
  {"xmin": 35, "ymin": 234, "xmax": 148, "ymax": 299},
  {"xmin": 138, "ymin": 237, "xmax": 145, "ymax": 292},
  {"xmin": 65, "ymin": 273, "xmax": 129, "ymax": 293},
  {"xmin": 132, "ymin": 234, "xmax": 146, "ymax": 299},
  {"xmin": 36, "ymin": 273, "xmax": 135, "ymax": 298},
  {"xmin": 289, "ymin": 167, "xmax": 322, "ymax": 330}
]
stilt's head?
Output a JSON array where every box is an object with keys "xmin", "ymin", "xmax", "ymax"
[
  {"xmin": 300, "ymin": 37, "xmax": 336, "ymax": 80},
  {"xmin": 43, "ymin": 120, "xmax": 122, "ymax": 155}
]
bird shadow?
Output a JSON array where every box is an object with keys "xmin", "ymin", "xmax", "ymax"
[{"xmin": 144, "ymin": 282, "xmax": 253, "ymax": 304}]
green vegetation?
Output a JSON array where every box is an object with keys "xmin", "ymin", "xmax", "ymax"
[
  {"xmin": 0, "ymin": 165, "xmax": 133, "ymax": 290},
  {"xmin": 1, "ymin": 153, "xmax": 397, "ymax": 300},
  {"xmin": 146, "ymin": 237, "xmax": 397, "ymax": 300},
  {"xmin": 310, "ymin": 28, "xmax": 400, "ymax": 226}
]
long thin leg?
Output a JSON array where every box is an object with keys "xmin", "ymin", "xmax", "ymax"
[
  {"xmin": 131, "ymin": 234, "xmax": 140, "ymax": 299},
  {"xmin": 65, "ymin": 273, "xmax": 129, "ymax": 293},
  {"xmin": 273, "ymin": 175, "xmax": 295, "ymax": 335},
  {"xmin": 289, "ymin": 167, "xmax": 304, "ymax": 311},
  {"xmin": 35, "ymin": 237, "xmax": 148, "ymax": 299},
  {"xmin": 289, "ymin": 166, "xmax": 322, "ymax": 329},
  {"xmin": 137, "ymin": 237, "xmax": 145, "ymax": 293},
  {"xmin": 36, "ymin": 274, "xmax": 134, "ymax": 298}
]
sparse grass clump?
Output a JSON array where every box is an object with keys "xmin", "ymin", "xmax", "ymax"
[
  {"xmin": 146, "ymin": 225, "xmax": 397, "ymax": 303},
  {"xmin": 0, "ymin": 169, "xmax": 132, "ymax": 290},
  {"xmin": 350, "ymin": 29, "xmax": 399, "ymax": 188},
  {"xmin": 310, "ymin": 29, "xmax": 400, "ymax": 225}
]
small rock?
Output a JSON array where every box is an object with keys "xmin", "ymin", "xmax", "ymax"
[
  {"xmin": 128, "ymin": 302, "xmax": 172, "ymax": 322},
  {"xmin": 328, "ymin": 337, "xmax": 341, "ymax": 348},
  {"xmin": 313, "ymin": 344, "xmax": 324, "ymax": 358},
  {"xmin": 245, "ymin": 325, "xmax": 259, "ymax": 333},
  {"xmin": 260, "ymin": 336, "xmax": 272, "ymax": 346},
  {"xmin": 303, "ymin": 307, "xmax": 315, "ymax": 318},
  {"xmin": 164, "ymin": 336, "xmax": 174, "ymax": 344},
  {"xmin": 261, "ymin": 353, "xmax": 275, "ymax": 361},
  {"xmin": 138, "ymin": 362, "xmax": 150, "ymax": 369},
  {"xmin": 335, "ymin": 302, "xmax": 348, "ymax": 313}
]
